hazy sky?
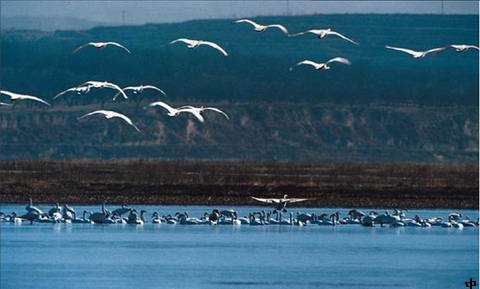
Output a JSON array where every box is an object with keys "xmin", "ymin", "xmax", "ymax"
[{"xmin": 1, "ymin": 1, "xmax": 478, "ymax": 25}]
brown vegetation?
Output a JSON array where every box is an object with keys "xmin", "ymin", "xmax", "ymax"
[{"xmin": 0, "ymin": 160, "xmax": 477, "ymax": 209}]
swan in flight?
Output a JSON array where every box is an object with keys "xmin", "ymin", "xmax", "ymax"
[
  {"xmin": 54, "ymin": 86, "xmax": 90, "ymax": 99},
  {"xmin": 170, "ymin": 38, "xmax": 228, "ymax": 56},
  {"xmin": 0, "ymin": 90, "xmax": 50, "ymax": 106},
  {"xmin": 449, "ymin": 44, "xmax": 479, "ymax": 52},
  {"xmin": 290, "ymin": 29, "xmax": 358, "ymax": 45},
  {"xmin": 78, "ymin": 110, "xmax": 141, "ymax": 132},
  {"xmin": 73, "ymin": 42, "xmax": 131, "ymax": 54},
  {"xmin": 290, "ymin": 57, "xmax": 351, "ymax": 71},
  {"xmin": 148, "ymin": 101, "xmax": 183, "ymax": 117},
  {"xmin": 235, "ymin": 19, "xmax": 288, "ymax": 34},
  {"xmin": 177, "ymin": 105, "xmax": 230, "ymax": 123},
  {"xmin": 251, "ymin": 194, "xmax": 309, "ymax": 212},
  {"xmin": 385, "ymin": 45, "xmax": 447, "ymax": 58},
  {"xmin": 80, "ymin": 81, "xmax": 128, "ymax": 100},
  {"xmin": 114, "ymin": 85, "xmax": 166, "ymax": 100},
  {"xmin": 149, "ymin": 102, "xmax": 229, "ymax": 123}
]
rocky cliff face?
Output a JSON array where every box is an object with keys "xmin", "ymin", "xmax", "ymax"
[{"xmin": 0, "ymin": 102, "xmax": 477, "ymax": 163}]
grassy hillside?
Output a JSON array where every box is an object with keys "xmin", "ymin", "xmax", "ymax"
[
  {"xmin": 0, "ymin": 14, "xmax": 478, "ymax": 162},
  {"xmin": 0, "ymin": 160, "xmax": 477, "ymax": 209}
]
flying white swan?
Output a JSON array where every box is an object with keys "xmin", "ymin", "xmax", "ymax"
[
  {"xmin": 170, "ymin": 38, "xmax": 228, "ymax": 56},
  {"xmin": 385, "ymin": 45, "xmax": 447, "ymax": 58},
  {"xmin": 78, "ymin": 110, "xmax": 141, "ymax": 132},
  {"xmin": 0, "ymin": 90, "xmax": 50, "ymax": 106},
  {"xmin": 73, "ymin": 42, "xmax": 131, "ymax": 54},
  {"xmin": 80, "ymin": 81, "xmax": 128, "ymax": 100},
  {"xmin": 290, "ymin": 57, "xmax": 351, "ymax": 71},
  {"xmin": 235, "ymin": 19, "xmax": 289, "ymax": 34},
  {"xmin": 449, "ymin": 44, "xmax": 479, "ymax": 52},
  {"xmin": 148, "ymin": 101, "xmax": 182, "ymax": 117},
  {"xmin": 251, "ymin": 194, "xmax": 309, "ymax": 212},
  {"xmin": 148, "ymin": 102, "xmax": 228, "ymax": 123},
  {"xmin": 290, "ymin": 28, "xmax": 358, "ymax": 45},
  {"xmin": 54, "ymin": 86, "xmax": 90, "ymax": 99},
  {"xmin": 114, "ymin": 85, "xmax": 166, "ymax": 99},
  {"xmin": 177, "ymin": 105, "xmax": 230, "ymax": 122}
]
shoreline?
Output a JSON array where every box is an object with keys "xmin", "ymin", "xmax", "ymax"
[{"xmin": 0, "ymin": 160, "xmax": 477, "ymax": 209}]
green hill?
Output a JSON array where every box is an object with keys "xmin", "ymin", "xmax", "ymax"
[{"xmin": 0, "ymin": 14, "xmax": 478, "ymax": 162}]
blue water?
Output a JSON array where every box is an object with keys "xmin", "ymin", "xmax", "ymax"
[{"xmin": 1, "ymin": 205, "xmax": 478, "ymax": 289}]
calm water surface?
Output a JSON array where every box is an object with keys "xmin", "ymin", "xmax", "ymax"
[{"xmin": 1, "ymin": 205, "xmax": 478, "ymax": 289}]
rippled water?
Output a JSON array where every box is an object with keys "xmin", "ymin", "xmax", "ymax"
[{"xmin": 1, "ymin": 205, "xmax": 478, "ymax": 289}]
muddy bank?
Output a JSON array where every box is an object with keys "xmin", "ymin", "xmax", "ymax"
[{"xmin": 0, "ymin": 160, "xmax": 477, "ymax": 209}]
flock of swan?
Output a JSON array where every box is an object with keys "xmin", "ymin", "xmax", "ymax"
[
  {"xmin": 0, "ymin": 19, "xmax": 478, "ymax": 132},
  {"xmin": 1, "ymin": 199, "xmax": 477, "ymax": 229}
]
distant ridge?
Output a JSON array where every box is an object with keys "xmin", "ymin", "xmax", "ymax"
[{"xmin": 0, "ymin": 16, "xmax": 118, "ymax": 32}]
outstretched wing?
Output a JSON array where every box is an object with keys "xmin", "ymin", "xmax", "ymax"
[
  {"xmin": 170, "ymin": 38, "xmax": 195, "ymax": 46},
  {"xmin": 78, "ymin": 110, "xmax": 107, "ymax": 120},
  {"xmin": 179, "ymin": 109, "xmax": 205, "ymax": 122},
  {"xmin": 424, "ymin": 47, "xmax": 447, "ymax": 56},
  {"xmin": 288, "ymin": 29, "xmax": 319, "ymax": 37},
  {"xmin": 199, "ymin": 41, "xmax": 228, "ymax": 56},
  {"xmin": 0, "ymin": 102, "xmax": 12, "ymax": 106},
  {"xmin": 266, "ymin": 24, "xmax": 289, "ymax": 34},
  {"xmin": 148, "ymin": 101, "xmax": 176, "ymax": 114},
  {"xmin": 385, "ymin": 45, "xmax": 418, "ymax": 56},
  {"xmin": 112, "ymin": 112, "xmax": 141, "ymax": 132},
  {"xmin": 54, "ymin": 87, "xmax": 77, "ymax": 99},
  {"xmin": 105, "ymin": 83, "xmax": 128, "ymax": 100},
  {"xmin": 235, "ymin": 19, "xmax": 261, "ymax": 29},
  {"xmin": 326, "ymin": 57, "xmax": 351, "ymax": 65},
  {"xmin": 290, "ymin": 60, "xmax": 320, "ymax": 70},
  {"xmin": 143, "ymin": 85, "xmax": 167, "ymax": 96},
  {"xmin": 106, "ymin": 42, "xmax": 131, "ymax": 54},
  {"xmin": 19, "ymin": 95, "xmax": 50, "ymax": 106},
  {"xmin": 327, "ymin": 31, "xmax": 358, "ymax": 45},
  {"xmin": 251, "ymin": 197, "xmax": 277, "ymax": 204},
  {"xmin": 286, "ymin": 198, "xmax": 308, "ymax": 203},
  {"xmin": 72, "ymin": 42, "xmax": 93, "ymax": 54},
  {"xmin": 0, "ymin": 90, "xmax": 51, "ymax": 106},
  {"xmin": 204, "ymin": 107, "xmax": 230, "ymax": 120}
]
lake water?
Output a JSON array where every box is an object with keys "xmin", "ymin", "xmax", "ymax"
[{"xmin": 1, "ymin": 205, "xmax": 478, "ymax": 289}]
